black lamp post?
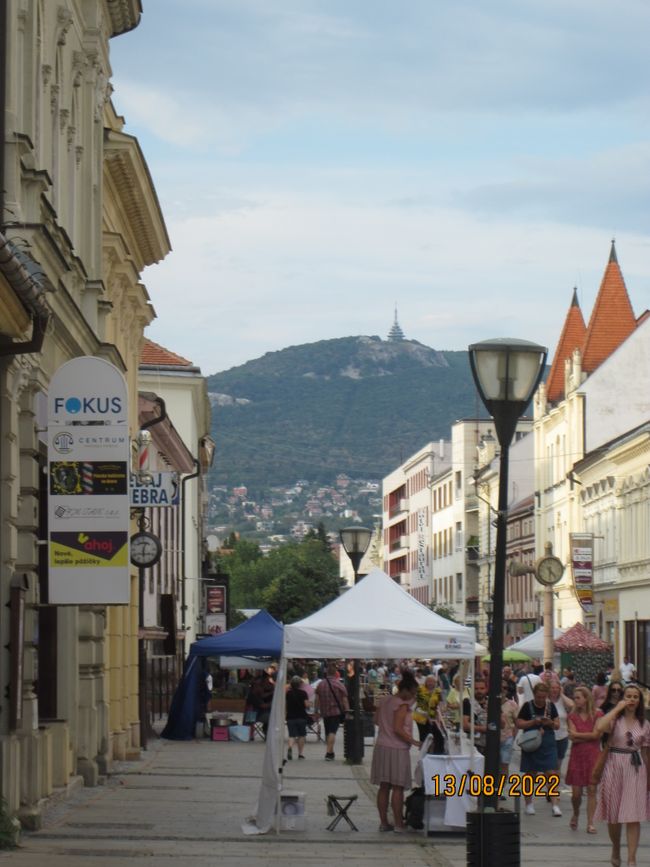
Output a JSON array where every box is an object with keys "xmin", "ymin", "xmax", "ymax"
[
  {"xmin": 467, "ymin": 338, "xmax": 547, "ymax": 867},
  {"xmin": 485, "ymin": 595, "xmax": 494, "ymax": 641},
  {"xmin": 339, "ymin": 526, "xmax": 372, "ymax": 764}
]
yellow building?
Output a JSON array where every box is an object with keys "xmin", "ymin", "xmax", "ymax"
[{"xmin": 0, "ymin": 1, "xmax": 169, "ymax": 825}]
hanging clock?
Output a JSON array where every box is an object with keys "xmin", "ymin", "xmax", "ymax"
[
  {"xmin": 130, "ymin": 531, "xmax": 163, "ymax": 568},
  {"xmin": 535, "ymin": 555, "xmax": 564, "ymax": 586}
]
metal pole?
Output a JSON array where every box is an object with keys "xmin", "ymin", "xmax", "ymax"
[
  {"xmin": 543, "ymin": 586, "xmax": 554, "ymax": 666},
  {"xmin": 483, "ymin": 441, "xmax": 510, "ymax": 811}
]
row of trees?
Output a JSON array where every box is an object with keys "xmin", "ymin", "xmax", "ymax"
[{"xmin": 216, "ymin": 527, "xmax": 343, "ymax": 623}]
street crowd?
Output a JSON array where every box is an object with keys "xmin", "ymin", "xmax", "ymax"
[{"xmin": 239, "ymin": 656, "xmax": 649, "ymax": 863}]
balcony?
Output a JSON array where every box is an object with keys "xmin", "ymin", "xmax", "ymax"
[
  {"xmin": 390, "ymin": 535, "xmax": 409, "ymax": 552},
  {"xmin": 389, "ymin": 498, "xmax": 409, "ymax": 518},
  {"xmin": 465, "ymin": 597, "xmax": 479, "ymax": 615},
  {"xmin": 466, "ymin": 535, "xmax": 479, "ymax": 562}
]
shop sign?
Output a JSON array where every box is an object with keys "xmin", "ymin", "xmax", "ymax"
[
  {"xmin": 205, "ymin": 584, "xmax": 227, "ymax": 635},
  {"xmin": 570, "ymin": 532, "xmax": 594, "ymax": 614},
  {"xmin": 48, "ymin": 357, "xmax": 130, "ymax": 604},
  {"xmin": 129, "ymin": 472, "xmax": 179, "ymax": 507}
]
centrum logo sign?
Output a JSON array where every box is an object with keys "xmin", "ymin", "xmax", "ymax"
[
  {"xmin": 52, "ymin": 431, "xmax": 74, "ymax": 454},
  {"xmin": 53, "ymin": 396, "xmax": 123, "ymax": 415}
]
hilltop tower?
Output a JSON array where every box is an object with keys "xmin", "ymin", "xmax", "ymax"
[{"xmin": 387, "ymin": 307, "xmax": 405, "ymax": 341}]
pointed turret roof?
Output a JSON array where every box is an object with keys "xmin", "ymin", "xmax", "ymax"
[
  {"xmin": 581, "ymin": 240, "xmax": 636, "ymax": 374},
  {"xmin": 546, "ymin": 287, "xmax": 587, "ymax": 404},
  {"xmin": 387, "ymin": 307, "xmax": 405, "ymax": 341}
]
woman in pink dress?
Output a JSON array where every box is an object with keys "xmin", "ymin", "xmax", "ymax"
[
  {"xmin": 594, "ymin": 684, "xmax": 650, "ymax": 867},
  {"xmin": 371, "ymin": 669, "xmax": 419, "ymax": 833},
  {"xmin": 566, "ymin": 686, "xmax": 602, "ymax": 833}
]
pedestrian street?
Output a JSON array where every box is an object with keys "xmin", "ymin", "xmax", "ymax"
[{"xmin": 2, "ymin": 729, "xmax": 647, "ymax": 867}]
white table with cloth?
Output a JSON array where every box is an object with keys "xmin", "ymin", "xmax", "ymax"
[{"xmin": 421, "ymin": 753, "xmax": 484, "ymax": 831}]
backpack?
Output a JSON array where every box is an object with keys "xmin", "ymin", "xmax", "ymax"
[{"xmin": 404, "ymin": 786, "xmax": 425, "ymax": 830}]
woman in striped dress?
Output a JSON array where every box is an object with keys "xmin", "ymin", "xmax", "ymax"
[{"xmin": 594, "ymin": 684, "xmax": 650, "ymax": 867}]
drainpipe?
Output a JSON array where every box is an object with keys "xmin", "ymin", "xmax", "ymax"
[
  {"xmin": 180, "ymin": 459, "xmax": 200, "ymax": 653},
  {"xmin": 0, "ymin": 0, "xmax": 7, "ymax": 232}
]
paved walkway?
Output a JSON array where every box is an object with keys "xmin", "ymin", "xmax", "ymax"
[{"xmin": 1, "ymin": 728, "xmax": 647, "ymax": 866}]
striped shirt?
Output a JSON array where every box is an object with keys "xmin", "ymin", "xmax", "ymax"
[{"xmin": 315, "ymin": 676, "xmax": 349, "ymax": 717}]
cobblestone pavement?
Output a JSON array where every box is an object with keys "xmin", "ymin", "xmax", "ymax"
[{"xmin": 1, "ymin": 731, "xmax": 647, "ymax": 867}]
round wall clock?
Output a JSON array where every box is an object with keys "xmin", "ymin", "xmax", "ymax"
[{"xmin": 130, "ymin": 531, "xmax": 163, "ymax": 568}]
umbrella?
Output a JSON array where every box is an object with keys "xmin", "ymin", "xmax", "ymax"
[{"xmin": 482, "ymin": 649, "xmax": 531, "ymax": 662}]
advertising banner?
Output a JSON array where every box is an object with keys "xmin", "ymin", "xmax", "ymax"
[
  {"xmin": 570, "ymin": 532, "xmax": 594, "ymax": 614},
  {"xmin": 48, "ymin": 357, "xmax": 130, "ymax": 604},
  {"xmin": 205, "ymin": 584, "xmax": 227, "ymax": 635}
]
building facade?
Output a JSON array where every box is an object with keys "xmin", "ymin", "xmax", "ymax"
[{"xmin": 0, "ymin": 1, "xmax": 171, "ymax": 825}]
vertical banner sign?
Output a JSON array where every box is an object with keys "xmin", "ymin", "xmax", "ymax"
[
  {"xmin": 47, "ymin": 357, "xmax": 130, "ymax": 604},
  {"xmin": 570, "ymin": 533, "xmax": 594, "ymax": 614},
  {"xmin": 417, "ymin": 509, "xmax": 427, "ymax": 584},
  {"xmin": 205, "ymin": 584, "xmax": 227, "ymax": 635}
]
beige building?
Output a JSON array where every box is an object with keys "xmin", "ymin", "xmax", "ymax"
[
  {"xmin": 534, "ymin": 243, "xmax": 648, "ymax": 635},
  {"xmin": 0, "ymin": 1, "xmax": 171, "ymax": 825}
]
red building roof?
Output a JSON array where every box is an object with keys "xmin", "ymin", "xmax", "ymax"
[
  {"xmin": 581, "ymin": 241, "xmax": 637, "ymax": 374},
  {"xmin": 140, "ymin": 338, "xmax": 194, "ymax": 367},
  {"xmin": 546, "ymin": 288, "xmax": 587, "ymax": 404}
]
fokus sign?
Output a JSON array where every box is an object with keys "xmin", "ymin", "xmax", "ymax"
[{"xmin": 48, "ymin": 357, "xmax": 130, "ymax": 604}]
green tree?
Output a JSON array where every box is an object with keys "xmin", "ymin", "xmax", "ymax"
[
  {"xmin": 261, "ymin": 538, "xmax": 343, "ymax": 622},
  {"xmin": 430, "ymin": 603, "xmax": 458, "ymax": 623}
]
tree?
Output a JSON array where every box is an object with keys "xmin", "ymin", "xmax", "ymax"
[
  {"xmin": 261, "ymin": 538, "xmax": 342, "ymax": 622},
  {"xmin": 430, "ymin": 602, "xmax": 458, "ymax": 623}
]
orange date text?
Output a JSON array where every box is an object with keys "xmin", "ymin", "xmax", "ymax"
[{"xmin": 429, "ymin": 773, "xmax": 560, "ymax": 798}]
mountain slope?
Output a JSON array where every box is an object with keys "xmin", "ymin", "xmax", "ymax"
[{"xmin": 207, "ymin": 336, "xmax": 480, "ymax": 491}]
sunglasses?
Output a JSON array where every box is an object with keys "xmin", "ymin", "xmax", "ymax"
[
  {"xmin": 627, "ymin": 731, "xmax": 634, "ymax": 747},
  {"xmin": 610, "ymin": 688, "xmax": 623, "ymax": 694}
]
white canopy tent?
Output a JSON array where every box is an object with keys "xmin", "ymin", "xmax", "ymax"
[
  {"xmin": 508, "ymin": 626, "xmax": 565, "ymax": 658},
  {"xmin": 243, "ymin": 567, "xmax": 477, "ymax": 834}
]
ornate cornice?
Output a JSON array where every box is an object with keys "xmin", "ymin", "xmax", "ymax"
[{"xmin": 105, "ymin": 0, "xmax": 142, "ymax": 38}]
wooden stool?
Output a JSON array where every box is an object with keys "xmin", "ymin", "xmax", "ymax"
[{"xmin": 326, "ymin": 794, "xmax": 358, "ymax": 831}]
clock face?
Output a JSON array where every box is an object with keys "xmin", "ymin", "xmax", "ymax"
[
  {"xmin": 536, "ymin": 556, "xmax": 564, "ymax": 586},
  {"xmin": 130, "ymin": 532, "xmax": 162, "ymax": 568}
]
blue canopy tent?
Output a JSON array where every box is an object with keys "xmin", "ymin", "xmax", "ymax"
[{"xmin": 161, "ymin": 610, "xmax": 283, "ymax": 740}]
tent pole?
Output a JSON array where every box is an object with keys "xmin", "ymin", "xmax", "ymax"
[{"xmin": 275, "ymin": 653, "xmax": 288, "ymax": 835}]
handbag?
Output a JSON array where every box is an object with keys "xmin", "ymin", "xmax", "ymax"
[
  {"xmin": 591, "ymin": 718, "xmax": 616, "ymax": 785},
  {"xmin": 517, "ymin": 701, "xmax": 544, "ymax": 753}
]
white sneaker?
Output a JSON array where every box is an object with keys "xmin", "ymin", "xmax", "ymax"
[
  {"xmin": 525, "ymin": 803, "xmax": 535, "ymax": 815},
  {"xmin": 552, "ymin": 805, "xmax": 562, "ymax": 817}
]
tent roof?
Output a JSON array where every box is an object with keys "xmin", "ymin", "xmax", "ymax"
[
  {"xmin": 555, "ymin": 621, "xmax": 611, "ymax": 652},
  {"xmin": 283, "ymin": 568, "xmax": 476, "ymax": 659},
  {"xmin": 189, "ymin": 609, "xmax": 283, "ymax": 659},
  {"xmin": 508, "ymin": 626, "xmax": 566, "ymax": 656}
]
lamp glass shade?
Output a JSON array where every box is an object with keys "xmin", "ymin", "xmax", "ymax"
[
  {"xmin": 469, "ymin": 338, "xmax": 547, "ymax": 406},
  {"xmin": 340, "ymin": 527, "xmax": 372, "ymax": 557},
  {"xmin": 484, "ymin": 598, "xmax": 494, "ymax": 617}
]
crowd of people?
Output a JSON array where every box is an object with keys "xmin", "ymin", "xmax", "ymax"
[{"xmin": 236, "ymin": 655, "xmax": 648, "ymax": 859}]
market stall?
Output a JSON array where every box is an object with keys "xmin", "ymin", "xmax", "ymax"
[{"xmin": 243, "ymin": 567, "xmax": 478, "ymax": 834}]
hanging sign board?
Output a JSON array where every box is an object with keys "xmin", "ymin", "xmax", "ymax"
[
  {"xmin": 48, "ymin": 357, "xmax": 130, "ymax": 604},
  {"xmin": 205, "ymin": 584, "xmax": 227, "ymax": 635},
  {"xmin": 570, "ymin": 532, "xmax": 594, "ymax": 614},
  {"xmin": 129, "ymin": 472, "xmax": 179, "ymax": 507}
]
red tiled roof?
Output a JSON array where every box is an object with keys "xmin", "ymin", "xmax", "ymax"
[
  {"xmin": 140, "ymin": 338, "xmax": 193, "ymax": 367},
  {"xmin": 546, "ymin": 288, "xmax": 587, "ymax": 404},
  {"xmin": 581, "ymin": 241, "xmax": 636, "ymax": 374}
]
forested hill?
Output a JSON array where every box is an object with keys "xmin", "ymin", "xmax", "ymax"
[{"xmin": 206, "ymin": 336, "xmax": 481, "ymax": 491}]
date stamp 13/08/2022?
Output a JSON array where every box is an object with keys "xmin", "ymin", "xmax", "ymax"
[{"xmin": 429, "ymin": 773, "xmax": 560, "ymax": 799}]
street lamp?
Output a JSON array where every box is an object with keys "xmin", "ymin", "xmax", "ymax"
[
  {"xmin": 468, "ymin": 338, "xmax": 547, "ymax": 867},
  {"xmin": 339, "ymin": 526, "xmax": 372, "ymax": 764}
]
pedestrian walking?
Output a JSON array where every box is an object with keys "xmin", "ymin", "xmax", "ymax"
[
  {"xmin": 566, "ymin": 686, "xmax": 602, "ymax": 834},
  {"xmin": 285, "ymin": 675, "xmax": 309, "ymax": 761},
  {"xmin": 516, "ymin": 681, "xmax": 562, "ymax": 817},
  {"xmin": 593, "ymin": 684, "xmax": 650, "ymax": 867},
  {"xmin": 314, "ymin": 661, "xmax": 350, "ymax": 761}
]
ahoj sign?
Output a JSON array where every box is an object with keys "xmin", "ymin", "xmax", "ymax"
[{"xmin": 48, "ymin": 357, "xmax": 130, "ymax": 605}]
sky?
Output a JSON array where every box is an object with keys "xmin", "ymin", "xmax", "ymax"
[{"xmin": 109, "ymin": 0, "xmax": 650, "ymax": 377}]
